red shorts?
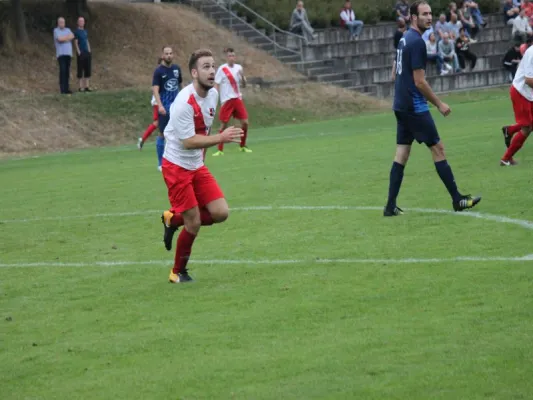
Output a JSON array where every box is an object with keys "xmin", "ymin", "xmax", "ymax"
[
  {"xmin": 161, "ymin": 159, "xmax": 224, "ymax": 213},
  {"xmin": 219, "ymin": 98, "xmax": 248, "ymax": 123},
  {"xmin": 511, "ymin": 85, "xmax": 533, "ymax": 127},
  {"xmin": 152, "ymin": 105, "xmax": 159, "ymax": 121}
]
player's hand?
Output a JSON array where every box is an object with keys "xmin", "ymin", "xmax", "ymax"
[
  {"xmin": 158, "ymin": 105, "xmax": 167, "ymax": 115},
  {"xmin": 438, "ymin": 102, "xmax": 451, "ymax": 117},
  {"xmin": 219, "ymin": 126, "xmax": 243, "ymax": 143}
]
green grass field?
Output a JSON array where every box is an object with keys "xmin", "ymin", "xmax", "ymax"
[{"xmin": 1, "ymin": 88, "xmax": 533, "ymax": 399}]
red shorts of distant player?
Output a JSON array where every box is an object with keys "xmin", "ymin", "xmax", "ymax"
[
  {"xmin": 510, "ymin": 85, "xmax": 533, "ymax": 127},
  {"xmin": 152, "ymin": 105, "xmax": 159, "ymax": 121},
  {"xmin": 162, "ymin": 159, "xmax": 224, "ymax": 213},
  {"xmin": 219, "ymin": 98, "xmax": 248, "ymax": 123}
]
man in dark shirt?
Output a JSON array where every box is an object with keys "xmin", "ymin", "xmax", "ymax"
[
  {"xmin": 385, "ymin": 0, "xmax": 481, "ymax": 216},
  {"xmin": 152, "ymin": 46, "xmax": 183, "ymax": 171},
  {"xmin": 503, "ymin": 42, "xmax": 522, "ymax": 81},
  {"xmin": 74, "ymin": 16, "xmax": 92, "ymax": 92}
]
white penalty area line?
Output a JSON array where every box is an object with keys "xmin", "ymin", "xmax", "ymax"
[
  {"xmin": 2, "ymin": 205, "xmax": 533, "ymax": 232},
  {"xmin": 1, "ymin": 255, "xmax": 533, "ymax": 268}
]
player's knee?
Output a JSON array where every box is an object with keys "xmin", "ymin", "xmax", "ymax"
[
  {"xmin": 183, "ymin": 213, "xmax": 201, "ymax": 234},
  {"xmin": 394, "ymin": 145, "xmax": 410, "ymax": 164},
  {"xmin": 430, "ymin": 142, "xmax": 446, "ymax": 159},
  {"xmin": 210, "ymin": 207, "xmax": 229, "ymax": 223}
]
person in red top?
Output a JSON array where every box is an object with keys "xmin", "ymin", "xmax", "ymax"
[
  {"xmin": 340, "ymin": 1, "xmax": 364, "ymax": 40},
  {"xmin": 212, "ymin": 48, "xmax": 251, "ymax": 156}
]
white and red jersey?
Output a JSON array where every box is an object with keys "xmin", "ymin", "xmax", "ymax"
[
  {"xmin": 513, "ymin": 45, "xmax": 533, "ymax": 101},
  {"xmin": 163, "ymin": 83, "xmax": 218, "ymax": 171},
  {"xmin": 215, "ymin": 63, "xmax": 244, "ymax": 104}
]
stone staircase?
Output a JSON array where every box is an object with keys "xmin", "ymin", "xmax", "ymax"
[{"xmin": 175, "ymin": 0, "xmax": 512, "ymax": 97}]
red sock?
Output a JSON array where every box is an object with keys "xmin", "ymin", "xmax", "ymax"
[
  {"xmin": 173, "ymin": 229, "xmax": 196, "ymax": 274},
  {"xmin": 142, "ymin": 123, "xmax": 157, "ymax": 142},
  {"xmin": 240, "ymin": 126, "xmax": 248, "ymax": 147},
  {"xmin": 218, "ymin": 129, "xmax": 224, "ymax": 151},
  {"xmin": 508, "ymin": 124, "xmax": 522, "ymax": 136},
  {"xmin": 170, "ymin": 209, "xmax": 212, "ymax": 227},
  {"xmin": 502, "ymin": 132, "xmax": 528, "ymax": 161}
]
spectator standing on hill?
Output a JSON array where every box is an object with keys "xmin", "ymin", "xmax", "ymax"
[
  {"xmin": 53, "ymin": 17, "xmax": 74, "ymax": 95},
  {"xmin": 512, "ymin": 9, "xmax": 533, "ymax": 42},
  {"xmin": 503, "ymin": 42, "xmax": 523, "ymax": 81},
  {"xmin": 289, "ymin": 1, "xmax": 316, "ymax": 44},
  {"xmin": 395, "ymin": 0, "xmax": 410, "ymax": 23},
  {"xmin": 340, "ymin": 1, "xmax": 364, "ymax": 41},
  {"xmin": 504, "ymin": 0, "xmax": 521, "ymax": 25},
  {"xmin": 74, "ymin": 16, "xmax": 92, "ymax": 92},
  {"xmin": 455, "ymin": 27, "xmax": 477, "ymax": 70}
]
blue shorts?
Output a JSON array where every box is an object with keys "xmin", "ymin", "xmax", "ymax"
[
  {"xmin": 158, "ymin": 113, "xmax": 170, "ymax": 134},
  {"xmin": 394, "ymin": 110, "xmax": 440, "ymax": 147}
]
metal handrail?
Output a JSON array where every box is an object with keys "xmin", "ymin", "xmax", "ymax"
[{"xmin": 182, "ymin": 0, "xmax": 305, "ymax": 64}]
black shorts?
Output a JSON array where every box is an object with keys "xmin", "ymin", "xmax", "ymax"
[
  {"xmin": 77, "ymin": 52, "xmax": 92, "ymax": 79},
  {"xmin": 394, "ymin": 110, "xmax": 440, "ymax": 147},
  {"xmin": 158, "ymin": 113, "xmax": 170, "ymax": 134}
]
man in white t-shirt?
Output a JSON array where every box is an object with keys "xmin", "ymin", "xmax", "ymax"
[
  {"xmin": 160, "ymin": 49, "xmax": 243, "ymax": 283},
  {"xmin": 500, "ymin": 45, "xmax": 533, "ymax": 166},
  {"xmin": 212, "ymin": 47, "xmax": 251, "ymax": 156}
]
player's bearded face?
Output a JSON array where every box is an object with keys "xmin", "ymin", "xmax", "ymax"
[
  {"xmin": 415, "ymin": 5, "xmax": 432, "ymax": 32},
  {"xmin": 194, "ymin": 56, "xmax": 216, "ymax": 90},
  {"xmin": 162, "ymin": 48, "xmax": 173, "ymax": 65}
]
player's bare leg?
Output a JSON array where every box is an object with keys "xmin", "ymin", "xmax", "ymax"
[
  {"xmin": 429, "ymin": 142, "xmax": 481, "ymax": 211},
  {"xmin": 384, "ymin": 144, "xmax": 410, "ymax": 216},
  {"xmin": 239, "ymin": 119, "xmax": 252, "ymax": 152},
  {"xmin": 213, "ymin": 122, "xmax": 228, "ymax": 156},
  {"xmin": 501, "ymin": 125, "xmax": 531, "ymax": 166}
]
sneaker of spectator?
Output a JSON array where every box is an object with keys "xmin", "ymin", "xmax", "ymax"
[
  {"xmin": 339, "ymin": 1, "xmax": 364, "ymax": 41},
  {"xmin": 504, "ymin": 0, "xmax": 521, "ymax": 25}
]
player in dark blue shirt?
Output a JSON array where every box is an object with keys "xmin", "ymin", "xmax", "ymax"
[
  {"xmin": 384, "ymin": 1, "xmax": 481, "ymax": 216},
  {"xmin": 152, "ymin": 46, "xmax": 183, "ymax": 171}
]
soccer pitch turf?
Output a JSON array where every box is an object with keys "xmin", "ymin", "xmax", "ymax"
[{"xmin": 1, "ymin": 90, "xmax": 533, "ymax": 399}]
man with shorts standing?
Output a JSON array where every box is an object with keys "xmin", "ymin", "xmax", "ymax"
[
  {"xmin": 499, "ymin": 45, "xmax": 533, "ymax": 166},
  {"xmin": 160, "ymin": 49, "xmax": 243, "ymax": 283},
  {"xmin": 153, "ymin": 47, "xmax": 183, "ymax": 171},
  {"xmin": 212, "ymin": 47, "xmax": 251, "ymax": 156},
  {"xmin": 74, "ymin": 16, "xmax": 92, "ymax": 92},
  {"xmin": 384, "ymin": 1, "xmax": 481, "ymax": 216}
]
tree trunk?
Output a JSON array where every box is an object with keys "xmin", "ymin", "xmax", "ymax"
[
  {"xmin": 69, "ymin": 0, "xmax": 89, "ymax": 16},
  {"xmin": 12, "ymin": 0, "xmax": 28, "ymax": 43}
]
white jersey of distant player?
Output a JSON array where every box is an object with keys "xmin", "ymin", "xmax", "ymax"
[
  {"xmin": 151, "ymin": 95, "xmax": 157, "ymax": 106},
  {"xmin": 215, "ymin": 63, "xmax": 244, "ymax": 104},
  {"xmin": 513, "ymin": 45, "xmax": 533, "ymax": 101},
  {"xmin": 163, "ymin": 83, "xmax": 218, "ymax": 171}
]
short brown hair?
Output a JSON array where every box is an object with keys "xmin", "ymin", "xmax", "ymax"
[
  {"xmin": 224, "ymin": 47, "xmax": 235, "ymax": 54},
  {"xmin": 188, "ymin": 49, "xmax": 213, "ymax": 73}
]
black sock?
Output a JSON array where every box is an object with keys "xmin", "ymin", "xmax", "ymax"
[
  {"xmin": 434, "ymin": 160, "xmax": 461, "ymax": 202},
  {"xmin": 386, "ymin": 161, "xmax": 405, "ymax": 209}
]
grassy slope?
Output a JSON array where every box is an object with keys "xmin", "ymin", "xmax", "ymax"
[{"xmin": 1, "ymin": 87, "xmax": 532, "ymax": 400}]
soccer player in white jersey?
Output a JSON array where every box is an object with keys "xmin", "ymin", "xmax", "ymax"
[
  {"xmin": 212, "ymin": 47, "xmax": 251, "ymax": 156},
  {"xmin": 160, "ymin": 49, "xmax": 243, "ymax": 283},
  {"xmin": 500, "ymin": 45, "xmax": 533, "ymax": 166}
]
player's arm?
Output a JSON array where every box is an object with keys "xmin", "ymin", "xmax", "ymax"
[
  {"xmin": 391, "ymin": 61, "xmax": 396, "ymax": 82},
  {"xmin": 152, "ymin": 70, "xmax": 165, "ymax": 114},
  {"xmin": 240, "ymin": 67, "xmax": 247, "ymax": 88},
  {"xmin": 524, "ymin": 59, "xmax": 533, "ymax": 87},
  {"xmin": 177, "ymin": 66, "xmax": 183, "ymax": 90}
]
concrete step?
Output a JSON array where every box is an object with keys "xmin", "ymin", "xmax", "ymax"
[
  {"xmin": 286, "ymin": 59, "xmax": 335, "ymax": 73},
  {"xmin": 277, "ymin": 54, "xmax": 303, "ymax": 63},
  {"xmin": 235, "ymin": 29, "xmax": 263, "ymax": 39},
  {"xmin": 327, "ymin": 79, "xmax": 354, "ymax": 88}
]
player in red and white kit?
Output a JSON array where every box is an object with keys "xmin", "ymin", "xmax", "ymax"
[
  {"xmin": 212, "ymin": 47, "xmax": 251, "ymax": 156},
  {"xmin": 500, "ymin": 45, "xmax": 533, "ymax": 166},
  {"xmin": 137, "ymin": 95, "xmax": 159, "ymax": 150},
  {"xmin": 160, "ymin": 49, "xmax": 243, "ymax": 283}
]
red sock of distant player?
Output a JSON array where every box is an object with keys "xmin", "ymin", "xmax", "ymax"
[
  {"xmin": 218, "ymin": 129, "xmax": 224, "ymax": 151},
  {"xmin": 169, "ymin": 208, "xmax": 213, "ymax": 227},
  {"xmin": 172, "ymin": 229, "xmax": 196, "ymax": 274},
  {"xmin": 507, "ymin": 124, "xmax": 522, "ymax": 136},
  {"xmin": 502, "ymin": 132, "xmax": 528, "ymax": 161},
  {"xmin": 240, "ymin": 126, "xmax": 248, "ymax": 147},
  {"xmin": 141, "ymin": 123, "xmax": 157, "ymax": 142}
]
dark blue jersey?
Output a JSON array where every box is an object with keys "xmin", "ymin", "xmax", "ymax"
[
  {"xmin": 392, "ymin": 28, "xmax": 429, "ymax": 114},
  {"xmin": 152, "ymin": 64, "xmax": 182, "ymax": 112}
]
